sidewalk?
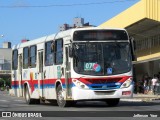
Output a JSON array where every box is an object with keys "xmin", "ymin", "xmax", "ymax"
[{"xmin": 121, "ymin": 93, "xmax": 160, "ymax": 102}]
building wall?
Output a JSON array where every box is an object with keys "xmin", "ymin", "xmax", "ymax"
[
  {"xmin": 2, "ymin": 42, "xmax": 11, "ymax": 48},
  {"xmin": 0, "ymin": 48, "xmax": 12, "ymax": 71},
  {"xmin": 136, "ymin": 34, "xmax": 160, "ymax": 61},
  {"xmin": 73, "ymin": 17, "xmax": 84, "ymax": 27},
  {"xmin": 145, "ymin": 0, "xmax": 160, "ymax": 21}
]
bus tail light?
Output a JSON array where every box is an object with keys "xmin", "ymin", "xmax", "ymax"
[{"xmin": 72, "ymin": 79, "xmax": 89, "ymax": 89}]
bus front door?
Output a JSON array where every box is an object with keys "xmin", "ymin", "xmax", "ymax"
[
  {"xmin": 64, "ymin": 46, "xmax": 71, "ymax": 99},
  {"xmin": 38, "ymin": 51, "xmax": 44, "ymax": 98},
  {"xmin": 18, "ymin": 54, "xmax": 23, "ymax": 97}
]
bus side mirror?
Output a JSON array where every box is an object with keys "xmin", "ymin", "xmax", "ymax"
[
  {"xmin": 69, "ymin": 46, "xmax": 74, "ymax": 57},
  {"xmin": 129, "ymin": 37, "xmax": 137, "ymax": 61},
  {"xmin": 130, "ymin": 37, "xmax": 136, "ymax": 51}
]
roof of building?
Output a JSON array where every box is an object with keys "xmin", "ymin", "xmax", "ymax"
[{"xmin": 99, "ymin": 0, "xmax": 160, "ymax": 29}]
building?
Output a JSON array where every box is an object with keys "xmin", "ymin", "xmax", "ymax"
[
  {"xmin": 73, "ymin": 17, "xmax": 84, "ymax": 27},
  {"xmin": 0, "ymin": 42, "xmax": 12, "ymax": 83},
  {"xmin": 59, "ymin": 17, "xmax": 93, "ymax": 31},
  {"xmin": 99, "ymin": 0, "xmax": 160, "ymax": 82},
  {"xmin": 59, "ymin": 24, "xmax": 70, "ymax": 31}
]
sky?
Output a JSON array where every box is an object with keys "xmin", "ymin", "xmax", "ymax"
[{"xmin": 0, "ymin": 0, "xmax": 139, "ymax": 46}]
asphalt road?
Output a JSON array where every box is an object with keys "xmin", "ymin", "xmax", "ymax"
[{"xmin": 0, "ymin": 91, "xmax": 160, "ymax": 120}]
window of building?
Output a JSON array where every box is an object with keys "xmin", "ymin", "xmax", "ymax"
[
  {"xmin": 12, "ymin": 50, "xmax": 18, "ymax": 70},
  {"xmin": 30, "ymin": 45, "xmax": 37, "ymax": 68},
  {"xmin": 23, "ymin": 47, "xmax": 29, "ymax": 69},
  {"xmin": 55, "ymin": 39, "xmax": 63, "ymax": 64},
  {"xmin": 0, "ymin": 64, "xmax": 2, "ymax": 70},
  {"xmin": 45, "ymin": 41, "xmax": 54, "ymax": 66},
  {"xmin": 136, "ymin": 34, "xmax": 160, "ymax": 51}
]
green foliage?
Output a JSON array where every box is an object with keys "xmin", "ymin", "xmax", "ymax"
[
  {"xmin": 0, "ymin": 78, "xmax": 11, "ymax": 87},
  {"xmin": 0, "ymin": 79, "xmax": 4, "ymax": 87},
  {"xmin": 5, "ymin": 78, "xmax": 11, "ymax": 86}
]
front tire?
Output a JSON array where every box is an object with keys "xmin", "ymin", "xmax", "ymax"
[
  {"xmin": 105, "ymin": 98, "xmax": 120, "ymax": 107},
  {"xmin": 56, "ymin": 85, "xmax": 73, "ymax": 107}
]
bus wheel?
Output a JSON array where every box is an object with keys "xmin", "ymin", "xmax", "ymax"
[
  {"xmin": 56, "ymin": 85, "xmax": 71, "ymax": 107},
  {"xmin": 25, "ymin": 86, "xmax": 33, "ymax": 104},
  {"xmin": 105, "ymin": 98, "xmax": 120, "ymax": 107}
]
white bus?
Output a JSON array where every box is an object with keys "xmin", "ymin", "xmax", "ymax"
[{"xmin": 11, "ymin": 27, "xmax": 135, "ymax": 107}]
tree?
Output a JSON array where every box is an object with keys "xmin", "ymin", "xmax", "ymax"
[
  {"xmin": 0, "ymin": 77, "xmax": 11, "ymax": 87},
  {"xmin": 0, "ymin": 78, "xmax": 4, "ymax": 87}
]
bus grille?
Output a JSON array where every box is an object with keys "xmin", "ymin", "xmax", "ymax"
[
  {"xmin": 79, "ymin": 77, "xmax": 127, "ymax": 90},
  {"xmin": 88, "ymin": 84, "xmax": 121, "ymax": 90}
]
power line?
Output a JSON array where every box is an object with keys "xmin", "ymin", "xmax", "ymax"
[{"xmin": 0, "ymin": 0, "xmax": 137, "ymax": 8}]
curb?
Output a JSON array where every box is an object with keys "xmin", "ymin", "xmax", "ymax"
[
  {"xmin": 120, "ymin": 99, "xmax": 142, "ymax": 102},
  {"xmin": 121, "ymin": 97, "xmax": 160, "ymax": 102}
]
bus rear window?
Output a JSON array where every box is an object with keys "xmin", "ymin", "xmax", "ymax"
[{"xmin": 73, "ymin": 30, "xmax": 128, "ymax": 41}]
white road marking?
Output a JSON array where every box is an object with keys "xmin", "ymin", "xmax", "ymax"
[
  {"xmin": 0, "ymin": 100, "xmax": 9, "ymax": 102},
  {"xmin": 0, "ymin": 99, "xmax": 24, "ymax": 102},
  {"xmin": 0, "ymin": 109, "xmax": 5, "ymax": 111},
  {"xmin": 13, "ymin": 100, "xmax": 24, "ymax": 102}
]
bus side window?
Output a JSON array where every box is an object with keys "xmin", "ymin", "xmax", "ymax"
[
  {"xmin": 45, "ymin": 41, "xmax": 54, "ymax": 66},
  {"xmin": 30, "ymin": 45, "xmax": 37, "ymax": 68},
  {"xmin": 12, "ymin": 49, "xmax": 18, "ymax": 70},
  {"xmin": 23, "ymin": 47, "xmax": 29, "ymax": 69},
  {"xmin": 55, "ymin": 39, "xmax": 63, "ymax": 65}
]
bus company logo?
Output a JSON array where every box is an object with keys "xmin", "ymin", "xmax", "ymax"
[
  {"xmin": 93, "ymin": 63, "xmax": 101, "ymax": 72},
  {"xmin": 102, "ymin": 85, "xmax": 107, "ymax": 89},
  {"xmin": 2, "ymin": 112, "xmax": 11, "ymax": 117}
]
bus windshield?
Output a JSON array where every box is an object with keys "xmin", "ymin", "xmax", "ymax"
[{"xmin": 73, "ymin": 42, "xmax": 132, "ymax": 76}]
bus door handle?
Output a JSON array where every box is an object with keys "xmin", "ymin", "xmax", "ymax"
[
  {"xmin": 61, "ymin": 67, "xmax": 64, "ymax": 76},
  {"xmin": 44, "ymin": 70, "xmax": 46, "ymax": 79}
]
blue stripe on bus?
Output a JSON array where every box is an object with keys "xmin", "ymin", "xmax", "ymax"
[
  {"xmin": 11, "ymin": 85, "xmax": 19, "ymax": 89},
  {"xmin": 12, "ymin": 83, "xmax": 120, "ymax": 90},
  {"xmin": 12, "ymin": 83, "xmax": 75, "ymax": 89}
]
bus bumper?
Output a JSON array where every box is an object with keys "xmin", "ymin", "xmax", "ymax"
[{"xmin": 72, "ymin": 84, "xmax": 134, "ymax": 100}]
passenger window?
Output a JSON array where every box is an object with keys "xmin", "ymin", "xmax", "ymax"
[
  {"xmin": 12, "ymin": 50, "xmax": 18, "ymax": 70},
  {"xmin": 45, "ymin": 41, "xmax": 54, "ymax": 66},
  {"xmin": 55, "ymin": 39, "xmax": 63, "ymax": 64},
  {"xmin": 23, "ymin": 47, "xmax": 29, "ymax": 69},
  {"xmin": 30, "ymin": 45, "xmax": 37, "ymax": 68}
]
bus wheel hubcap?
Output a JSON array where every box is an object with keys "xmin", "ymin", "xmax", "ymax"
[
  {"xmin": 26, "ymin": 91, "xmax": 29, "ymax": 101},
  {"xmin": 58, "ymin": 90, "xmax": 64, "ymax": 103}
]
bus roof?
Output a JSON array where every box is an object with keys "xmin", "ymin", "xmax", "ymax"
[{"xmin": 12, "ymin": 27, "xmax": 127, "ymax": 49}]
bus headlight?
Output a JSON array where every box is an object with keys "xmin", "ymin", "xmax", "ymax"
[
  {"xmin": 72, "ymin": 79, "xmax": 89, "ymax": 89},
  {"xmin": 120, "ymin": 77, "xmax": 132, "ymax": 88}
]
